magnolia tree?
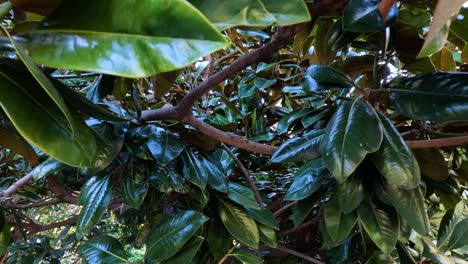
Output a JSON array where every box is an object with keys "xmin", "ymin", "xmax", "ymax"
[{"xmin": 0, "ymin": 0, "xmax": 467, "ymax": 263}]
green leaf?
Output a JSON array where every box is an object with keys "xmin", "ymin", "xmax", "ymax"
[
  {"xmin": 413, "ymin": 148, "xmax": 449, "ymax": 181},
  {"xmin": 77, "ymin": 176, "xmax": 113, "ymax": 239},
  {"xmin": 293, "ymin": 193, "xmax": 320, "ymax": 226},
  {"xmin": 21, "ymin": 0, "xmax": 227, "ymax": 78},
  {"xmin": 202, "ymin": 158, "xmax": 229, "ymax": 193},
  {"xmin": 431, "ymin": 47, "xmax": 456, "ymax": 71},
  {"xmin": 323, "ymin": 195, "xmax": 357, "ymax": 242},
  {"xmin": 417, "ymin": 0, "xmax": 466, "ymax": 57},
  {"xmin": 122, "ymin": 157, "xmax": 149, "ymax": 208},
  {"xmin": 320, "ymin": 100, "xmax": 383, "ymax": 183},
  {"xmin": 450, "ymin": 7, "xmax": 468, "ymax": 43},
  {"xmin": 231, "ymin": 250, "xmax": 263, "ymax": 264},
  {"xmin": 245, "ymin": 206, "xmax": 279, "ymax": 230},
  {"xmin": 301, "ymin": 65, "xmax": 353, "ymax": 92},
  {"xmin": 190, "ymin": 0, "xmax": 310, "ymax": 31},
  {"xmin": 284, "ymin": 160, "xmax": 328, "ymax": 201},
  {"xmin": 228, "ymin": 182, "xmax": 259, "ymax": 209},
  {"xmin": 207, "ymin": 218, "xmax": 231, "ymax": 259},
  {"xmin": 397, "ymin": 8, "xmax": 431, "ymax": 28},
  {"xmin": 160, "ymin": 236, "xmax": 204, "ymax": 264},
  {"xmin": 390, "ymin": 72, "xmax": 468, "ymax": 121},
  {"xmin": 218, "ymin": 199, "xmax": 259, "ymax": 249},
  {"xmin": 343, "ymin": 0, "xmax": 398, "ymax": 33},
  {"xmin": 419, "ymin": 236, "xmax": 455, "ymax": 264},
  {"xmin": 31, "ymin": 157, "xmax": 65, "ymax": 181},
  {"xmin": 445, "ymin": 218, "xmax": 468, "ymax": 251},
  {"xmin": 0, "ymin": 127, "xmax": 38, "ymax": 165},
  {"xmin": 336, "ymin": 173, "xmax": 364, "ymax": 214},
  {"xmin": 271, "ymin": 131, "xmax": 322, "ymax": 163},
  {"xmin": 77, "ymin": 235, "xmax": 128, "ymax": 264},
  {"xmin": 365, "ymin": 251, "xmax": 394, "ymax": 264},
  {"xmin": 315, "ymin": 19, "xmax": 336, "ymax": 65},
  {"xmin": 357, "ymin": 199, "xmax": 399, "ymax": 254},
  {"xmin": 369, "ymin": 111, "xmax": 420, "ymax": 189},
  {"xmin": 327, "ymin": 18, "xmax": 360, "ymax": 51},
  {"xmin": 0, "ymin": 221, "xmax": 12, "ymax": 256},
  {"xmin": 145, "ymin": 210, "xmax": 208, "ymax": 260},
  {"xmin": 437, "ymin": 201, "xmax": 468, "ymax": 250},
  {"xmin": 0, "ymin": 64, "xmax": 97, "ymax": 167},
  {"xmin": 147, "ymin": 130, "xmax": 185, "ymax": 166},
  {"xmin": 150, "ymin": 163, "xmax": 189, "ymax": 193},
  {"xmin": 258, "ymin": 224, "xmax": 277, "ymax": 248},
  {"xmin": 181, "ymin": 149, "xmax": 208, "ymax": 190}
]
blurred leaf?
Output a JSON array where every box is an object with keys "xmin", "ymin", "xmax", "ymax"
[
  {"xmin": 323, "ymin": 195, "xmax": 357, "ymax": 242},
  {"xmin": 413, "ymin": 148, "xmax": 449, "ymax": 181},
  {"xmin": 228, "ymin": 182, "xmax": 259, "ymax": 209},
  {"xmin": 365, "ymin": 251, "xmax": 394, "ymax": 264},
  {"xmin": 78, "ymin": 236, "xmax": 128, "ymax": 264},
  {"xmin": 343, "ymin": 0, "xmax": 398, "ymax": 33},
  {"xmin": 369, "ymin": 111, "xmax": 420, "ymax": 189},
  {"xmin": 218, "ymin": 199, "xmax": 259, "ymax": 249},
  {"xmin": 10, "ymin": 0, "xmax": 60, "ymax": 16},
  {"xmin": 122, "ymin": 157, "xmax": 149, "ymax": 208},
  {"xmin": 397, "ymin": 8, "xmax": 431, "ymax": 28},
  {"xmin": 418, "ymin": 0, "xmax": 466, "ymax": 57},
  {"xmin": 20, "ymin": 0, "xmax": 227, "ymax": 77},
  {"xmin": 0, "ymin": 127, "xmax": 38, "ymax": 166},
  {"xmin": 285, "ymin": 160, "xmax": 327, "ymax": 201},
  {"xmin": 150, "ymin": 163, "xmax": 188, "ymax": 193},
  {"xmin": 231, "ymin": 250, "xmax": 263, "ymax": 264},
  {"xmin": 320, "ymin": 100, "xmax": 383, "ymax": 183},
  {"xmin": 77, "ymin": 176, "xmax": 112, "ymax": 239},
  {"xmin": 327, "ymin": 18, "xmax": 360, "ymax": 51},
  {"xmin": 315, "ymin": 19, "xmax": 336, "ymax": 65},
  {"xmin": 160, "ymin": 236, "xmax": 204, "ymax": 264},
  {"xmin": 357, "ymin": 199, "xmax": 399, "ymax": 254},
  {"xmin": 145, "ymin": 210, "xmax": 208, "ymax": 260},
  {"xmin": 431, "ymin": 47, "xmax": 456, "ymax": 71},
  {"xmin": 390, "ymin": 72, "xmax": 468, "ymax": 121},
  {"xmin": 147, "ymin": 130, "xmax": 185, "ymax": 166},
  {"xmin": 301, "ymin": 65, "xmax": 353, "ymax": 92},
  {"xmin": 0, "ymin": 221, "xmax": 12, "ymax": 256},
  {"xmin": 450, "ymin": 7, "xmax": 468, "ymax": 42},
  {"xmin": 31, "ymin": 157, "xmax": 64, "ymax": 181},
  {"xmin": 258, "ymin": 224, "xmax": 277, "ymax": 248}
]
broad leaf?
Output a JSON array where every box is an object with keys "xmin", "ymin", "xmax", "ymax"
[
  {"xmin": 245, "ymin": 206, "xmax": 279, "ymax": 230},
  {"xmin": 190, "ymin": 0, "xmax": 310, "ymax": 31},
  {"xmin": 301, "ymin": 65, "xmax": 353, "ymax": 92},
  {"xmin": 0, "ymin": 127, "xmax": 38, "ymax": 166},
  {"xmin": 31, "ymin": 157, "xmax": 65, "ymax": 181},
  {"xmin": 147, "ymin": 130, "xmax": 185, "ymax": 166},
  {"xmin": 160, "ymin": 236, "xmax": 204, "ymax": 264},
  {"xmin": 77, "ymin": 235, "xmax": 128, "ymax": 264},
  {"xmin": 369, "ymin": 111, "xmax": 420, "ymax": 189},
  {"xmin": 336, "ymin": 173, "xmax": 364, "ymax": 214},
  {"xmin": 431, "ymin": 47, "xmax": 456, "ymax": 71},
  {"xmin": 0, "ymin": 221, "xmax": 11, "ymax": 256},
  {"xmin": 437, "ymin": 201, "xmax": 468, "ymax": 250},
  {"xmin": 20, "ymin": 0, "xmax": 228, "ymax": 77},
  {"xmin": 231, "ymin": 250, "xmax": 263, "ymax": 264},
  {"xmin": 207, "ymin": 218, "xmax": 231, "ymax": 259},
  {"xmin": 327, "ymin": 18, "xmax": 360, "ymax": 51},
  {"xmin": 390, "ymin": 72, "xmax": 468, "ymax": 121},
  {"xmin": 150, "ymin": 163, "xmax": 189, "ymax": 193},
  {"xmin": 202, "ymin": 158, "xmax": 228, "ymax": 193},
  {"xmin": 182, "ymin": 149, "xmax": 208, "ymax": 190},
  {"xmin": 218, "ymin": 199, "xmax": 259, "ymax": 249},
  {"xmin": 320, "ymin": 100, "xmax": 383, "ymax": 183},
  {"xmin": 77, "ymin": 176, "xmax": 113, "ymax": 239},
  {"xmin": 0, "ymin": 64, "xmax": 97, "ymax": 167},
  {"xmin": 145, "ymin": 210, "xmax": 208, "ymax": 260},
  {"xmin": 413, "ymin": 148, "xmax": 449, "ymax": 181},
  {"xmin": 365, "ymin": 251, "xmax": 394, "ymax": 264},
  {"xmin": 357, "ymin": 199, "xmax": 399, "ymax": 254},
  {"xmin": 271, "ymin": 131, "xmax": 322, "ymax": 163},
  {"xmin": 258, "ymin": 224, "xmax": 277, "ymax": 248},
  {"xmin": 323, "ymin": 195, "xmax": 357, "ymax": 242},
  {"xmin": 122, "ymin": 157, "xmax": 149, "ymax": 208},
  {"xmin": 285, "ymin": 160, "xmax": 328, "ymax": 201},
  {"xmin": 228, "ymin": 182, "xmax": 259, "ymax": 209},
  {"xmin": 343, "ymin": 0, "xmax": 398, "ymax": 33},
  {"xmin": 293, "ymin": 193, "xmax": 320, "ymax": 226},
  {"xmin": 315, "ymin": 19, "xmax": 336, "ymax": 65}
]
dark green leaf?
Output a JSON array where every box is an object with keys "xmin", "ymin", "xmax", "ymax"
[
  {"xmin": 293, "ymin": 193, "xmax": 319, "ymax": 226},
  {"xmin": 31, "ymin": 157, "xmax": 65, "ymax": 181},
  {"xmin": 276, "ymin": 108, "xmax": 315, "ymax": 134},
  {"xmin": 437, "ymin": 201, "xmax": 468, "ymax": 250},
  {"xmin": 77, "ymin": 176, "xmax": 113, "ymax": 239},
  {"xmin": 231, "ymin": 250, "xmax": 263, "ymax": 264},
  {"xmin": 147, "ymin": 130, "xmax": 185, "ymax": 166},
  {"xmin": 413, "ymin": 148, "xmax": 449, "ymax": 181},
  {"xmin": 396, "ymin": 242, "xmax": 417, "ymax": 264},
  {"xmin": 323, "ymin": 195, "xmax": 357, "ymax": 242},
  {"xmin": 0, "ymin": 222, "xmax": 12, "ymax": 256},
  {"xmin": 357, "ymin": 199, "xmax": 399, "ymax": 254},
  {"xmin": 86, "ymin": 75, "xmax": 114, "ymax": 103},
  {"xmin": 285, "ymin": 160, "xmax": 328, "ymax": 201},
  {"xmin": 343, "ymin": 0, "xmax": 398, "ymax": 33},
  {"xmin": 320, "ymin": 100, "xmax": 383, "ymax": 183},
  {"xmin": 245, "ymin": 207, "xmax": 279, "ymax": 230},
  {"xmin": 445, "ymin": 218, "xmax": 468, "ymax": 251},
  {"xmin": 202, "ymin": 158, "xmax": 228, "ymax": 193},
  {"xmin": 397, "ymin": 9, "xmax": 431, "ymax": 28},
  {"xmin": 390, "ymin": 72, "xmax": 468, "ymax": 121},
  {"xmin": 369, "ymin": 111, "xmax": 420, "ymax": 189},
  {"xmin": 271, "ymin": 131, "xmax": 322, "ymax": 163},
  {"xmin": 336, "ymin": 173, "xmax": 364, "ymax": 214},
  {"xmin": 207, "ymin": 218, "xmax": 231, "ymax": 260},
  {"xmin": 160, "ymin": 236, "xmax": 204, "ymax": 264},
  {"xmin": 122, "ymin": 157, "xmax": 149, "ymax": 208},
  {"xmin": 88, "ymin": 120, "xmax": 126, "ymax": 172},
  {"xmin": 228, "ymin": 182, "xmax": 259, "ymax": 209},
  {"xmin": 145, "ymin": 210, "xmax": 208, "ymax": 260},
  {"xmin": 315, "ymin": 19, "xmax": 336, "ymax": 65},
  {"xmin": 182, "ymin": 149, "xmax": 208, "ymax": 190},
  {"xmin": 327, "ymin": 18, "xmax": 360, "ymax": 51},
  {"xmin": 77, "ymin": 236, "xmax": 128, "ymax": 264},
  {"xmin": 258, "ymin": 224, "xmax": 277, "ymax": 248},
  {"xmin": 150, "ymin": 163, "xmax": 189, "ymax": 193},
  {"xmin": 218, "ymin": 199, "xmax": 259, "ymax": 249},
  {"xmin": 21, "ymin": 0, "xmax": 227, "ymax": 77},
  {"xmin": 365, "ymin": 251, "xmax": 394, "ymax": 264},
  {"xmin": 301, "ymin": 65, "xmax": 353, "ymax": 92},
  {"xmin": 0, "ymin": 64, "xmax": 97, "ymax": 167}
]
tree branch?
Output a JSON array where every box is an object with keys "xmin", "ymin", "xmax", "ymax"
[
  {"xmin": 0, "ymin": 171, "xmax": 34, "ymax": 199},
  {"xmin": 22, "ymin": 215, "xmax": 78, "ymax": 235},
  {"xmin": 275, "ymin": 245, "xmax": 324, "ymax": 264},
  {"xmin": 406, "ymin": 135, "xmax": 468, "ymax": 149}
]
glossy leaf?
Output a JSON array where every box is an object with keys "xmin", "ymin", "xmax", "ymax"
[
  {"xmin": 271, "ymin": 131, "xmax": 322, "ymax": 163},
  {"xmin": 397, "ymin": 8, "xmax": 431, "ymax": 28},
  {"xmin": 245, "ymin": 206, "xmax": 279, "ymax": 230},
  {"xmin": 145, "ymin": 210, "xmax": 208, "ymax": 260},
  {"xmin": 320, "ymin": 100, "xmax": 383, "ymax": 183},
  {"xmin": 228, "ymin": 182, "xmax": 259, "ymax": 209},
  {"xmin": 357, "ymin": 199, "xmax": 399, "ymax": 254},
  {"xmin": 369, "ymin": 111, "xmax": 420, "ymax": 189},
  {"xmin": 218, "ymin": 199, "xmax": 259, "ymax": 249},
  {"xmin": 147, "ymin": 130, "xmax": 185, "ymax": 166},
  {"xmin": 160, "ymin": 236, "xmax": 204, "ymax": 264},
  {"xmin": 418, "ymin": 0, "xmax": 466, "ymax": 57},
  {"xmin": 437, "ymin": 201, "xmax": 468, "ymax": 250},
  {"xmin": 182, "ymin": 149, "xmax": 208, "ymax": 190},
  {"xmin": 323, "ymin": 195, "xmax": 357, "ymax": 242},
  {"xmin": 21, "ymin": 0, "xmax": 227, "ymax": 78},
  {"xmin": 413, "ymin": 148, "xmax": 449, "ymax": 181},
  {"xmin": 122, "ymin": 157, "xmax": 149, "ymax": 208},
  {"xmin": 77, "ymin": 235, "xmax": 128, "ymax": 264},
  {"xmin": 327, "ymin": 18, "xmax": 360, "ymax": 51},
  {"xmin": 301, "ymin": 65, "xmax": 353, "ymax": 92},
  {"xmin": 31, "ymin": 157, "xmax": 65, "ymax": 181},
  {"xmin": 231, "ymin": 250, "xmax": 263, "ymax": 264},
  {"xmin": 0, "ymin": 64, "xmax": 97, "ymax": 167},
  {"xmin": 284, "ymin": 160, "xmax": 327, "ymax": 201},
  {"xmin": 190, "ymin": 0, "xmax": 310, "ymax": 31},
  {"xmin": 150, "ymin": 163, "xmax": 189, "ymax": 193},
  {"xmin": 258, "ymin": 224, "xmax": 277, "ymax": 248},
  {"xmin": 77, "ymin": 176, "xmax": 113, "ymax": 239},
  {"xmin": 342, "ymin": 0, "xmax": 398, "ymax": 33},
  {"xmin": 390, "ymin": 72, "xmax": 468, "ymax": 121},
  {"xmin": 336, "ymin": 173, "xmax": 364, "ymax": 214},
  {"xmin": 293, "ymin": 194, "xmax": 319, "ymax": 226},
  {"xmin": 202, "ymin": 158, "xmax": 228, "ymax": 193}
]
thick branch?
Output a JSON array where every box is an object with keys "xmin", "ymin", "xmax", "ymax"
[{"xmin": 406, "ymin": 135, "xmax": 468, "ymax": 149}]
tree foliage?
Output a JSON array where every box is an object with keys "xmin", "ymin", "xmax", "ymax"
[{"xmin": 0, "ymin": 0, "xmax": 467, "ymax": 263}]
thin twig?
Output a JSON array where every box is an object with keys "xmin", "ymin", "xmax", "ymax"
[
  {"xmin": 277, "ymin": 220, "xmax": 317, "ymax": 237},
  {"xmin": 221, "ymin": 143, "xmax": 264, "ymax": 206},
  {"xmin": 217, "ymin": 244, "xmax": 237, "ymax": 264},
  {"xmin": 0, "ymin": 171, "xmax": 34, "ymax": 199},
  {"xmin": 275, "ymin": 245, "xmax": 324, "ymax": 264},
  {"xmin": 273, "ymin": 201, "xmax": 297, "ymax": 216}
]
